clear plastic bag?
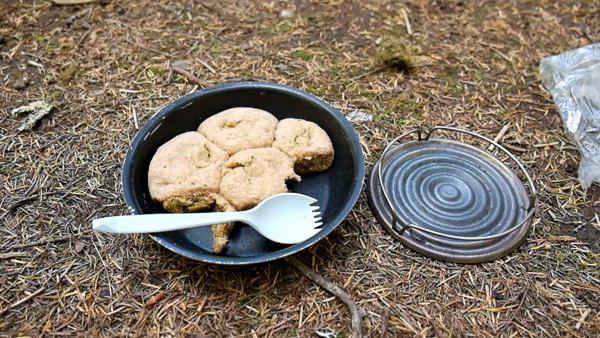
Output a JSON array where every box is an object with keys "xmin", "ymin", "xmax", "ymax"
[{"xmin": 540, "ymin": 43, "xmax": 600, "ymax": 189}]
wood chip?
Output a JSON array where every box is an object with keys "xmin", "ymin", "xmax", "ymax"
[{"xmin": 145, "ymin": 291, "xmax": 165, "ymax": 307}]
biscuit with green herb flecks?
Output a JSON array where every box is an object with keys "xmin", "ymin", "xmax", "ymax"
[
  {"xmin": 220, "ymin": 148, "xmax": 300, "ymax": 210},
  {"xmin": 147, "ymin": 131, "xmax": 229, "ymax": 203},
  {"xmin": 272, "ymin": 118, "xmax": 334, "ymax": 174},
  {"xmin": 198, "ymin": 107, "xmax": 278, "ymax": 155},
  {"xmin": 163, "ymin": 191, "xmax": 236, "ymax": 254}
]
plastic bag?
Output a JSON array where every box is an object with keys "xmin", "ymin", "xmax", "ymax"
[{"xmin": 540, "ymin": 43, "xmax": 600, "ymax": 189}]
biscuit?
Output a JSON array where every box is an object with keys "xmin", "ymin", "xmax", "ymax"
[
  {"xmin": 147, "ymin": 131, "xmax": 229, "ymax": 203},
  {"xmin": 220, "ymin": 148, "xmax": 301, "ymax": 210},
  {"xmin": 198, "ymin": 107, "xmax": 279, "ymax": 155},
  {"xmin": 272, "ymin": 118, "xmax": 334, "ymax": 174},
  {"xmin": 163, "ymin": 191, "xmax": 236, "ymax": 254}
]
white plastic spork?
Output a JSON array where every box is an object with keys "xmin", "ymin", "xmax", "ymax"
[{"xmin": 92, "ymin": 193, "xmax": 323, "ymax": 244}]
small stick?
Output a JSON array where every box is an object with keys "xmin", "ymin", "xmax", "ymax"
[
  {"xmin": 380, "ymin": 308, "xmax": 390, "ymax": 338},
  {"xmin": 499, "ymin": 286, "xmax": 528, "ymax": 334},
  {"xmin": 170, "ymin": 67, "xmax": 210, "ymax": 87},
  {"xmin": 0, "ymin": 286, "xmax": 46, "ymax": 315},
  {"xmin": 120, "ymin": 96, "xmax": 170, "ymax": 102},
  {"xmin": 285, "ymin": 256, "xmax": 363, "ymax": 338},
  {"xmin": 575, "ymin": 309, "xmax": 591, "ymax": 329},
  {"xmin": 395, "ymin": 251, "xmax": 462, "ymax": 271},
  {"xmin": 197, "ymin": 58, "xmax": 216, "ymax": 74},
  {"xmin": 1, "ymin": 191, "xmax": 65, "ymax": 220},
  {"xmin": 579, "ymin": 26, "xmax": 596, "ymax": 44},
  {"xmin": 51, "ymin": 0, "xmax": 96, "ymax": 4},
  {"xmin": 534, "ymin": 142, "xmax": 560, "ymax": 148},
  {"xmin": 0, "ymin": 252, "xmax": 28, "ymax": 260},
  {"xmin": 132, "ymin": 105, "xmax": 139, "ymax": 129},
  {"xmin": 4, "ymin": 235, "xmax": 71, "ymax": 251},
  {"xmin": 224, "ymin": 76, "xmax": 263, "ymax": 82},
  {"xmin": 491, "ymin": 47, "xmax": 512, "ymax": 62},
  {"xmin": 329, "ymin": 66, "xmax": 390, "ymax": 86},
  {"xmin": 502, "ymin": 143, "xmax": 528, "ymax": 153},
  {"xmin": 74, "ymin": 30, "xmax": 90, "ymax": 49},
  {"xmin": 5, "ymin": 191, "xmax": 63, "ymax": 211},
  {"xmin": 401, "ymin": 8, "xmax": 412, "ymax": 35},
  {"xmin": 350, "ymin": 66, "xmax": 389, "ymax": 82},
  {"xmin": 488, "ymin": 124, "xmax": 511, "ymax": 151},
  {"xmin": 125, "ymin": 39, "xmax": 175, "ymax": 58},
  {"xmin": 167, "ymin": 67, "xmax": 174, "ymax": 83}
]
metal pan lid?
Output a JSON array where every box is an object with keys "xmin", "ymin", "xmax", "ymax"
[{"xmin": 366, "ymin": 126, "xmax": 537, "ymax": 264}]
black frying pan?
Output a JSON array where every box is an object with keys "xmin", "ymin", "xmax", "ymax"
[{"xmin": 122, "ymin": 82, "xmax": 365, "ymax": 265}]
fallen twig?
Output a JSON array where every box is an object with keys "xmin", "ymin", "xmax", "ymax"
[
  {"xmin": 0, "ymin": 287, "xmax": 46, "ymax": 316},
  {"xmin": 579, "ymin": 26, "xmax": 596, "ymax": 44},
  {"xmin": 350, "ymin": 66, "xmax": 390, "ymax": 82},
  {"xmin": 0, "ymin": 191, "xmax": 65, "ymax": 220},
  {"xmin": 575, "ymin": 309, "xmax": 591, "ymax": 330},
  {"xmin": 74, "ymin": 30, "xmax": 90, "ymax": 49},
  {"xmin": 4, "ymin": 235, "xmax": 72, "ymax": 251},
  {"xmin": 498, "ymin": 285, "xmax": 528, "ymax": 335},
  {"xmin": 197, "ymin": 58, "xmax": 216, "ymax": 74},
  {"xmin": 328, "ymin": 66, "xmax": 390, "ymax": 86},
  {"xmin": 395, "ymin": 251, "xmax": 463, "ymax": 271},
  {"xmin": 488, "ymin": 124, "xmax": 511, "ymax": 151},
  {"xmin": 0, "ymin": 252, "xmax": 28, "ymax": 260},
  {"xmin": 51, "ymin": 0, "xmax": 97, "ymax": 4},
  {"xmin": 501, "ymin": 143, "xmax": 528, "ymax": 153},
  {"xmin": 380, "ymin": 308, "xmax": 390, "ymax": 338},
  {"xmin": 5, "ymin": 191, "xmax": 63, "ymax": 211},
  {"xmin": 401, "ymin": 8, "xmax": 412, "ymax": 35},
  {"xmin": 285, "ymin": 256, "xmax": 364, "ymax": 338},
  {"xmin": 490, "ymin": 47, "xmax": 513, "ymax": 62},
  {"xmin": 125, "ymin": 39, "xmax": 175, "ymax": 58},
  {"xmin": 224, "ymin": 76, "xmax": 263, "ymax": 83},
  {"xmin": 170, "ymin": 67, "xmax": 210, "ymax": 87}
]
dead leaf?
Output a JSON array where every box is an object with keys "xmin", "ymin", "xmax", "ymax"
[
  {"xmin": 73, "ymin": 239, "xmax": 85, "ymax": 252},
  {"xmin": 0, "ymin": 277, "xmax": 7, "ymax": 285},
  {"xmin": 145, "ymin": 291, "xmax": 165, "ymax": 307}
]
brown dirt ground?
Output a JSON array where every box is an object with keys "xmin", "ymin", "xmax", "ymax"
[{"xmin": 1, "ymin": 0, "xmax": 600, "ymax": 337}]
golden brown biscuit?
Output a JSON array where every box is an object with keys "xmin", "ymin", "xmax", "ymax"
[
  {"xmin": 272, "ymin": 118, "xmax": 334, "ymax": 174},
  {"xmin": 220, "ymin": 148, "xmax": 301, "ymax": 210},
  {"xmin": 147, "ymin": 131, "xmax": 229, "ymax": 203},
  {"xmin": 163, "ymin": 191, "xmax": 236, "ymax": 254},
  {"xmin": 197, "ymin": 107, "xmax": 279, "ymax": 155}
]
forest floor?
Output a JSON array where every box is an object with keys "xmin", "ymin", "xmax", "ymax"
[{"xmin": 1, "ymin": 0, "xmax": 600, "ymax": 337}]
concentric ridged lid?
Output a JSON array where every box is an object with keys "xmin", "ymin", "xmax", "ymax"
[{"xmin": 367, "ymin": 127, "xmax": 536, "ymax": 264}]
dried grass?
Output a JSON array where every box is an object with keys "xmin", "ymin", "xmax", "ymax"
[{"xmin": 1, "ymin": 0, "xmax": 599, "ymax": 337}]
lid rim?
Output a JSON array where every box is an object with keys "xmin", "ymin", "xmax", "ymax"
[{"xmin": 367, "ymin": 127, "xmax": 536, "ymax": 264}]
